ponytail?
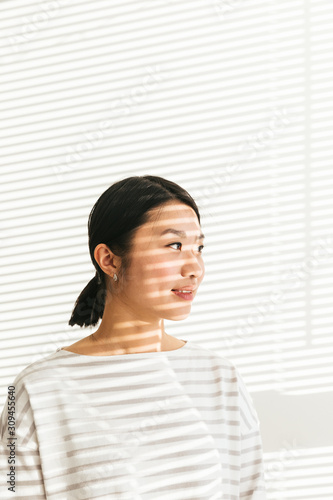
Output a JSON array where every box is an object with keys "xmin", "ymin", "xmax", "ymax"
[{"xmin": 68, "ymin": 273, "xmax": 106, "ymax": 327}]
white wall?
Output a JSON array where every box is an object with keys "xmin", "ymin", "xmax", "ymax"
[{"xmin": 1, "ymin": 1, "xmax": 333, "ymax": 497}]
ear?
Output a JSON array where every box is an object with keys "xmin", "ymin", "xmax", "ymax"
[{"xmin": 94, "ymin": 243, "xmax": 122, "ymax": 280}]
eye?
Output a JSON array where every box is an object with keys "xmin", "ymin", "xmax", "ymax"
[
  {"xmin": 168, "ymin": 242, "xmax": 205, "ymax": 253},
  {"xmin": 168, "ymin": 242, "xmax": 182, "ymax": 250}
]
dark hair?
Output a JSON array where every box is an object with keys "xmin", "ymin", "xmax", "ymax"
[{"xmin": 68, "ymin": 175, "xmax": 201, "ymax": 327}]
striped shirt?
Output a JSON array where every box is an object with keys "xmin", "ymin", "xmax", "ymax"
[{"xmin": 0, "ymin": 340, "xmax": 267, "ymax": 499}]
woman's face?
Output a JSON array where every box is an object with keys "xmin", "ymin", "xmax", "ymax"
[{"xmin": 119, "ymin": 200, "xmax": 205, "ymax": 321}]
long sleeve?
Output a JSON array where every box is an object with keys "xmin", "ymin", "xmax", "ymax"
[
  {"xmin": 0, "ymin": 374, "xmax": 47, "ymax": 499},
  {"xmin": 239, "ymin": 426, "xmax": 267, "ymax": 499},
  {"xmin": 235, "ymin": 366, "xmax": 267, "ymax": 499},
  {"xmin": 0, "ymin": 440, "xmax": 46, "ymax": 499}
]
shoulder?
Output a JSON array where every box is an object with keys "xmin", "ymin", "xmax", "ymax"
[
  {"xmin": 187, "ymin": 341, "xmax": 237, "ymax": 371},
  {"xmin": 188, "ymin": 341, "xmax": 260, "ymax": 433},
  {"xmin": 9, "ymin": 349, "xmax": 63, "ymax": 389}
]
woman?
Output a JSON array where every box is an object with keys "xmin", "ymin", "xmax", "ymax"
[{"xmin": 0, "ymin": 175, "xmax": 267, "ymax": 499}]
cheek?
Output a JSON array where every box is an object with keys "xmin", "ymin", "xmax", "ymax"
[
  {"xmin": 148, "ymin": 252, "xmax": 175, "ymax": 280},
  {"xmin": 157, "ymin": 262, "xmax": 177, "ymax": 283},
  {"xmin": 147, "ymin": 269, "xmax": 174, "ymax": 295},
  {"xmin": 132, "ymin": 256, "xmax": 172, "ymax": 290}
]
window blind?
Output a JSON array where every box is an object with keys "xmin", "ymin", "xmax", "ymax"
[{"xmin": 1, "ymin": 1, "xmax": 332, "ymax": 497}]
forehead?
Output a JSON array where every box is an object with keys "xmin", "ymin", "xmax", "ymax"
[
  {"xmin": 151, "ymin": 202, "xmax": 199, "ymax": 231},
  {"xmin": 135, "ymin": 202, "xmax": 202, "ymax": 243}
]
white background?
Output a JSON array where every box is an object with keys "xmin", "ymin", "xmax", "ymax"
[{"xmin": 1, "ymin": 1, "xmax": 333, "ymax": 497}]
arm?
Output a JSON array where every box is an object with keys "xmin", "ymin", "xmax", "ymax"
[
  {"xmin": 0, "ymin": 376, "xmax": 47, "ymax": 499},
  {"xmin": 235, "ymin": 367, "xmax": 267, "ymax": 499},
  {"xmin": 240, "ymin": 426, "xmax": 267, "ymax": 499},
  {"xmin": 0, "ymin": 440, "xmax": 47, "ymax": 499}
]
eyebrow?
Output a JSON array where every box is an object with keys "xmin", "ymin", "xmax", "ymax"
[{"xmin": 160, "ymin": 228, "xmax": 205, "ymax": 241}]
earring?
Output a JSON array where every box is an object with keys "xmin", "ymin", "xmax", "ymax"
[{"xmin": 113, "ymin": 273, "xmax": 118, "ymax": 282}]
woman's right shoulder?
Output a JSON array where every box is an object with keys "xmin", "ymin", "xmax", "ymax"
[{"xmin": 10, "ymin": 348, "xmax": 65, "ymax": 388}]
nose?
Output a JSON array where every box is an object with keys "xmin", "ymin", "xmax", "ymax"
[{"xmin": 181, "ymin": 252, "xmax": 204, "ymax": 279}]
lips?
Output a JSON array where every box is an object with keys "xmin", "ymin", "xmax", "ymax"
[
  {"xmin": 171, "ymin": 290, "xmax": 194, "ymax": 301},
  {"xmin": 171, "ymin": 287, "xmax": 196, "ymax": 291}
]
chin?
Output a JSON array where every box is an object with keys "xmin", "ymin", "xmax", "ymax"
[{"xmin": 165, "ymin": 311, "xmax": 191, "ymax": 321}]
